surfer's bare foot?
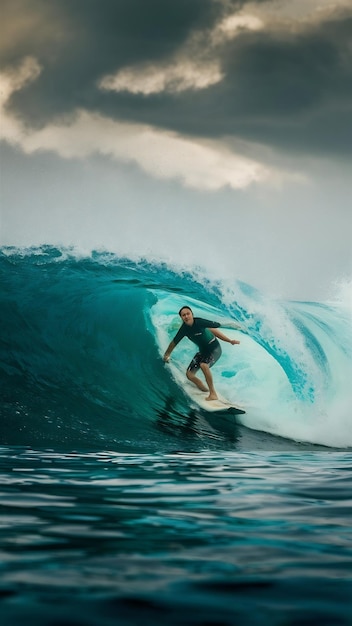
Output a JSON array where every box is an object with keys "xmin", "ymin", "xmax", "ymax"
[{"xmin": 206, "ymin": 394, "xmax": 218, "ymax": 401}]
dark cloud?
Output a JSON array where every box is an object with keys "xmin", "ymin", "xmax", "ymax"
[
  {"xmin": 1, "ymin": 0, "xmax": 352, "ymax": 158},
  {"xmin": 3, "ymin": 2, "xmax": 221, "ymax": 102},
  {"xmin": 188, "ymin": 22, "xmax": 352, "ymax": 155},
  {"xmin": 0, "ymin": 0, "xmax": 218, "ymax": 64},
  {"xmin": 96, "ymin": 14, "xmax": 352, "ymax": 158},
  {"xmin": 1, "ymin": 0, "xmax": 221, "ymax": 121}
]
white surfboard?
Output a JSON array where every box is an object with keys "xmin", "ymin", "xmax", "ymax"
[{"xmin": 182, "ymin": 385, "xmax": 246, "ymax": 414}]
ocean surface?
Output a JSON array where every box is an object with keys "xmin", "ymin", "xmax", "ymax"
[{"xmin": 1, "ymin": 247, "xmax": 352, "ymax": 625}]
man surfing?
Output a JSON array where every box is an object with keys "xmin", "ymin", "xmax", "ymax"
[{"xmin": 163, "ymin": 306, "xmax": 240, "ymax": 401}]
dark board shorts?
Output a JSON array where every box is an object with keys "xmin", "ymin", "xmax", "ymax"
[{"xmin": 187, "ymin": 340, "xmax": 222, "ymax": 373}]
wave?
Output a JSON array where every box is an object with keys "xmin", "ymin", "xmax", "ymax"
[{"xmin": 1, "ymin": 246, "xmax": 351, "ymax": 449}]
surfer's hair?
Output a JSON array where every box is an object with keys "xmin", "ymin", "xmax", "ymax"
[{"xmin": 179, "ymin": 306, "xmax": 193, "ymax": 317}]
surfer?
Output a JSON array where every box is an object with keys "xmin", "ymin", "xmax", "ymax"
[{"xmin": 163, "ymin": 306, "xmax": 240, "ymax": 401}]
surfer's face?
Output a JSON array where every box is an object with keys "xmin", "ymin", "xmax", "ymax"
[{"xmin": 180, "ymin": 308, "xmax": 194, "ymax": 325}]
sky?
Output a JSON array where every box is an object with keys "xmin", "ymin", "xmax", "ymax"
[{"xmin": 0, "ymin": 0, "xmax": 351, "ymax": 300}]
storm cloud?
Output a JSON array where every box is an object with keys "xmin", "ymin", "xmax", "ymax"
[{"xmin": 1, "ymin": 0, "xmax": 351, "ymax": 158}]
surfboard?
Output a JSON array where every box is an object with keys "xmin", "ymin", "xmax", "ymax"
[{"xmin": 183, "ymin": 386, "xmax": 246, "ymax": 414}]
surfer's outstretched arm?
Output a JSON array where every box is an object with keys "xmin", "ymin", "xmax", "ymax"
[
  {"xmin": 163, "ymin": 340, "xmax": 176, "ymax": 362},
  {"xmin": 210, "ymin": 328, "xmax": 240, "ymax": 345}
]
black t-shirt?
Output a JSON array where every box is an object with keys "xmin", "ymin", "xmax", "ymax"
[{"xmin": 173, "ymin": 318, "xmax": 221, "ymax": 352}]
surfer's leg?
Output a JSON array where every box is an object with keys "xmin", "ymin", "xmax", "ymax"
[
  {"xmin": 187, "ymin": 370, "xmax": 209, "ymax": 392},
  {"xmin": 200, "ymin": 363, "xmax": 218, "ymax": 400},
  {"xmin": 200, "ymin": 344, "xmax": 222, "ymax": 401},
  {"xmin": 186, "ymin": 354, "xmax": 208, "ymax": 392}
]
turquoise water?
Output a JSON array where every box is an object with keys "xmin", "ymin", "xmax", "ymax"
[
  {"xmin": 1, "ymin": 448, "xmax": 351, "ymax": 626},
  {"xmin": 1, "ymin": 248, "xmax": 352, "ymax": 625}
]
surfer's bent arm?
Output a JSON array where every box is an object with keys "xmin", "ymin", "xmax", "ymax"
[
  {"xmin": 210, "ymin": 328, "xmax": 240, "ymax": 345},
  {"xmin": 163, "ymin": 340, "xmax": 176, "ymax": 362}
]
